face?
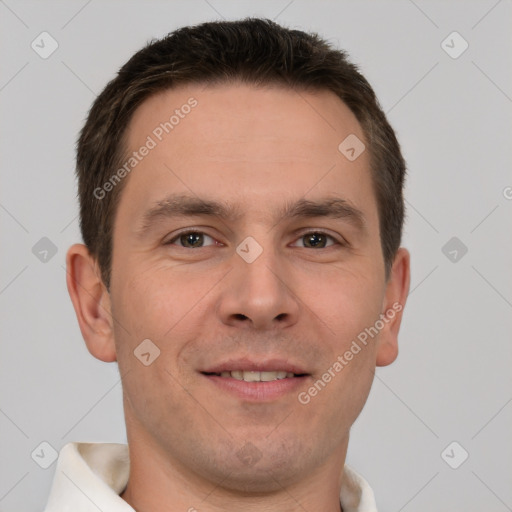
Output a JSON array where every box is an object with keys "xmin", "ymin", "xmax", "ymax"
[{"xmin": 106, "ymin": 83, "xmax": 401, "ymax": 491}]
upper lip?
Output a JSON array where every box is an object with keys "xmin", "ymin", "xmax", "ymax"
[{"xmin": 201, "ymin": 358, "xmax": 309, "ymax": 375}]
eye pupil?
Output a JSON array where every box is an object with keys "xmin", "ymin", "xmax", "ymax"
[
  {"xmin": 181, "ymin": 232, "xmax": 203, "ymax": 248},
  {"xmin": 305, "ymin": 233, "xmax": 326, "ymax": 248}
]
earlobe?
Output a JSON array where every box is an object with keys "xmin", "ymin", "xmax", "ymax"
[
  {"xmin": 375, "ymin": 247, "xmax": 411, "ymax": 367},
  {"xmin": 65, "ymin": 243, "xmax": 117, "ymax": 362}
]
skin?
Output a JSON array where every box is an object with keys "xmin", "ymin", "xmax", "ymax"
[{"xmin": 66, "ymin": 83, "xmax": 410, "ymax": 512}]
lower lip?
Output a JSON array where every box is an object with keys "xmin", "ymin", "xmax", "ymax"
[{"xmin": 202, "ymin": 374, "xmax": 309, "ymax": 401}]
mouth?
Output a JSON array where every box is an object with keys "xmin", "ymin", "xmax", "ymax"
[
  {"xmin": 200, "ymin": 360, "xmax": 310, "ymax": 401},
  {"xmin": 202, "ymin": 370, "xmax": 307, "ymax": 382}
]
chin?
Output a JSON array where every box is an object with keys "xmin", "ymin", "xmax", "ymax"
[
  {"xmin": 211, "ymin": 460, "xmax": 304, "ymax": 495},
  {"xmin": 198, "ymin": 436, "xmax": 316, "ymax": 494}
]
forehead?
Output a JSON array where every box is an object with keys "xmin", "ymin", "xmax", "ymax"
[
  {"xmin": 118, "ymin": 82, "xmax": 376, "ymax": 227},
  {"xmin": 125, "ymin": 82, "xmax": 365, "ymax": 161}
]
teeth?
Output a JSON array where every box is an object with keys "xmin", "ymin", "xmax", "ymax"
[
  {"xmin": 244, "ymin": 371, "xmax": 261, "ymax": 382},
  {"xmin": 218, "ymin": 370, "xmax": 296, "ymax": 382}
]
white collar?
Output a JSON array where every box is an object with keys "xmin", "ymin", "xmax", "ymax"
[{"xmin": 43, "ymin": 442, "xmax": 377, "ymax": 512}]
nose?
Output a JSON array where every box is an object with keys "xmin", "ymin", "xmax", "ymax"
[{"xmin": 217, "ymin": 244, "xmax": 300, "ymax": 330}]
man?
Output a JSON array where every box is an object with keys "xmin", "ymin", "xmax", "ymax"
[{"xmin": 44, "ymin": 18, "xmax": 410, "ymax": 512}]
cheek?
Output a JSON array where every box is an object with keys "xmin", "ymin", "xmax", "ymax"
[
  {"xmin": 307, "ymin": 268, "xmax": 383, "ymax": 412},
  {"xmin": 110, "ymin": 265, "xmax": 211, "ymax": 415},
  {"xmin": 305, "ymin": 266, "xmax": 383, "ymax": 342},
  {"xmin": 111, "ymin": 259, "xmax": 223, "ymax": 348}
]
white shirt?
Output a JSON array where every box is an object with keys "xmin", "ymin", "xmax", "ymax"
[{"xmin": 43, "ymin": 442, "xmax": 378, "ymax": 512}]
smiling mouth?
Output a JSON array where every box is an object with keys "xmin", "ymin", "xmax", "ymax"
[{"xmin": 202, "ymin": 370, "xmax": 308, "ymax": 382}]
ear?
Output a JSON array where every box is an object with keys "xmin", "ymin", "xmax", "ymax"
[
  {"xmin": 375, "ymin": 247, "xmax": 410, "ymax": 367},
  {"xmin": 65, "ymin": 243, "xmax": 117, "ymax": 362}
]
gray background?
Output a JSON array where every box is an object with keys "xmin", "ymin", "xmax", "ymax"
[{"xmin": 1, "ymin": 1, "xmax": 511, "ymax": 510}]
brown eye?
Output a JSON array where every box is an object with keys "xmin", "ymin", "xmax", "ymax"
[
  {"xmin": 167, "ymin": 231, "xmax": 216, "ymax": 248},
  {"xmin": 292, "ymin": 231, "xmax": 337, "ymax": 249}
]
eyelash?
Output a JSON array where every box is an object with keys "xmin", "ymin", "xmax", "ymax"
[{"xmin": 164, "ymin": 229, "xmax": 345, "ymax": 248}]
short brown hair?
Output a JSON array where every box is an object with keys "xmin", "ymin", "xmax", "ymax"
[{"xmin": 76, "ymin": 18, "xmax": 406, "ymax": 289}]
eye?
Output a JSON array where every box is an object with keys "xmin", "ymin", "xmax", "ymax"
[
  {"xmin": 291, "ymin": 231, "xmax": 339, "ymax": 249},
  {"xmin": 165, "ymin": 230, "xmax": 342, "ymax": 250},
  {"xmin": 165, "ymin": 230, "xmax": 217, "ymax": 248}
]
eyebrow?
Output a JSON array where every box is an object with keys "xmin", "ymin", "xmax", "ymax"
[{"xmin": 136, "ymin": 193, "xmax": 366, "ymax": 236}]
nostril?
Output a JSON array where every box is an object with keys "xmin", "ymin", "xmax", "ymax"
[{"xmin": 233, "ymin": 313, "xmax": 249, "ymax": 321}]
